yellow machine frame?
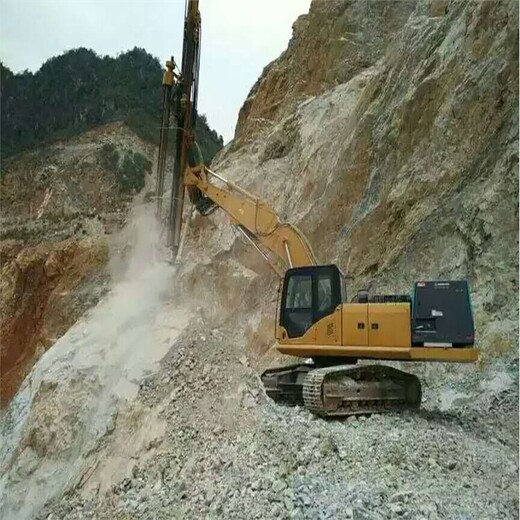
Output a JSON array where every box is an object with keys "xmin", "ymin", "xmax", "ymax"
[
  {"xmin": 277, "ymin": 303, "xmax": 478, "ymax": 362},
  {"xmin": 184, "ymin": 165, "xmax": 478, "ymax": 365}
]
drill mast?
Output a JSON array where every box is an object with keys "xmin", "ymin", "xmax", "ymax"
[{"xmin": 155, "ymin": 0, "xmax": 202, "ymax": 256}]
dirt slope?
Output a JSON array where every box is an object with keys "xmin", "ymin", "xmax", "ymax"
[{"xmin": 0, "ymin": 122, "xmax": 156, "ymax": 406}]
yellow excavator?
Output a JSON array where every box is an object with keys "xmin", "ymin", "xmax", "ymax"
[{"xmin": 155, "ymin": 0, "xmax": 478, "ymax": 417}]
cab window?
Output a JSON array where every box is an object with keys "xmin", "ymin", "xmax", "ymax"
[
  {"xmin": 286, "ymin": 275, "xmax": 312, "ymax": 309},
  {"xmin": 317, "ymin": 272, "xmax": 332, "ymax": 313},
  {"xmin": 283, "ymin": 274, "xmax": 313, "ymax": 338},
  {"xmin": 280, "ymin": 266, "xmax": 342, "ymax": 339}
]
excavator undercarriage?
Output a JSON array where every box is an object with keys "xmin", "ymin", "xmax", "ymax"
[{"xmin": 261, "ymin": 363, "xmax": 421, "ymax": 417}]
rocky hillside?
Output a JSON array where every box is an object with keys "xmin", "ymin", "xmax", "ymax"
[
  {"xmin": 203, "ymin": 0, "xmax": 519, "ymax": 362},
  {"xmin": 0, "ymin": 48, "xmax": 223, "ymax": 408},
  {"xmin": 1, "ymin": 1, "xmax": 518, "ymax": 519},
  {"xmin": 0, "ymin": 122, "xmax": 158, "ymax": 406}
]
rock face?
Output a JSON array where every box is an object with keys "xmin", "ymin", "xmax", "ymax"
[
  {"xmin": 235, "ymin": 0, "xmax": 417, "ymax": 141},
  {"xmin": 1, "ymin": 121, "xmax": 155, "ymax": 224},
  {"xmin": 0, "ymin": 122, "xmax": 157, "ymax": 406},
  {"xmin": 187, "ymin": 0, "xmax": 519, "ymax": 361},
  {"xmin": 0, "ymin": 238, "xmax": 108, "ymax": 406}
]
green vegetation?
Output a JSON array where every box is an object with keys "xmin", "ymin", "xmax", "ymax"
[
  {"xmin": 99, "ymin": 143, "xmax": 152, "ymax": 193},
  {"xmin": 1, "ymin": 48, "xmax": 224, "ymax": 162},
  {"xmin": 100, "ymin": 143, "xmax": 119, "ymax": 171}
]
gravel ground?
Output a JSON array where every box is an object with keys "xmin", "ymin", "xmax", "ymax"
[{"xmin": 39, "ymin": 323, "xmax": 519, "ymax": 520}]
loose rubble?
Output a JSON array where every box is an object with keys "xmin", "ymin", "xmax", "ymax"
[{"xmin": 33, "ymin": 323, "xmax": 518, "ymax": 520}]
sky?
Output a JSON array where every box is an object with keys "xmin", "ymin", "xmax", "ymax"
[{"xmin": 0, "ymin": 0, "xmax": 312, "ymax": 142}]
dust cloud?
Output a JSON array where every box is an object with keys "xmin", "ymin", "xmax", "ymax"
[{"xmin": 0, "ymin": 204, "xmax": 190, "ymax": 519}]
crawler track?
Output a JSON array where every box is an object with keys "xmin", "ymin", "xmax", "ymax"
[
  {"xmin": 261, "ymin": 363, "xmax": 312, "ymax": 406},
  {"xmin": 261, "ymin": 363, "xmax": 422, "ymax": 417}
]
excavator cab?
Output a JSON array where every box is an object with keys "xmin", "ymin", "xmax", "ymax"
[
  {"xmin": 279, "ymin": 265, "xmax": 345, "ymax": 338},
  {"xmin": 277, "ymin": 265, "xmax": 478, "ymax": 365}
]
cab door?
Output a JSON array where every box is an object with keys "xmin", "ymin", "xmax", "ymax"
[
  {"xmin": 311, "ymin": 269, "xmax": 342, "ymax": 345},
  {"xmin": 279, "ymin": 265, "xmax": 343, "ymax": 342}
]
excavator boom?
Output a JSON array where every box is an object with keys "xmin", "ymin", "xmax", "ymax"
[{"xmin": 185, "ymin": 165, "xmax": 317, "ymax": 273}]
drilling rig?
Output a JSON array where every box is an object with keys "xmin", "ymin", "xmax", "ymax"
[
  {"xmin": 155, "ymin": 0, "xmax": 478, "ymax": 417},
  {"xmin": 155, "ymin": 0, "xmax": 204, "ymax": 256}
]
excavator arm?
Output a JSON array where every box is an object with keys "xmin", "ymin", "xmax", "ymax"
[
  {"xmin": 184, "ymin": 165, "xmax": 317, "ymax": 274},
  {"xmin": 153, "ymin": 0, "xmax": 315, "ymax": 274}
]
